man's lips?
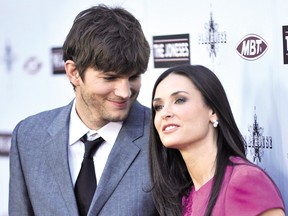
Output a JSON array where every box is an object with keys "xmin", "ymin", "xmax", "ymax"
[{"xmin": 108, "ymin": 99, "xmax": 129, "ymax": 108}]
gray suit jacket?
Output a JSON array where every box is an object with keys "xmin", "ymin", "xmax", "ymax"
[{"xmin": 9, "ymin": 100, "xmax": 158, "ymax": 216}]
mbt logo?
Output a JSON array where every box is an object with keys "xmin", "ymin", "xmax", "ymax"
[{"xmin": 236, "ymin": 34, "xmax": 268, "ymax": 61}]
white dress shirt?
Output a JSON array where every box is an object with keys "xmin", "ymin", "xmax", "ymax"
[{"xmin": 68, "ymin": 100, "xmax": 123, "ymax": 186}]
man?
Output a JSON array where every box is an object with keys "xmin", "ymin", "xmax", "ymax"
[{"xmin": 9, "ymin": 5, "xmax": 158, "ymax": 216}]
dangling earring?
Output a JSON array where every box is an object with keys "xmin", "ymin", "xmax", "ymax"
[{"xmin": 212, "ymin": 119, "xmax": 219, "ymax": 128}]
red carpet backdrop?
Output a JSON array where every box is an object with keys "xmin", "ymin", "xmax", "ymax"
[{"xmin": 0, "ymin": 0, "xmax": 287, "ymax": 214}]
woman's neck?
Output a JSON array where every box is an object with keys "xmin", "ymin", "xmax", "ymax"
[{"xmin": 180, "ymin": 140, "xmax": 217, "ymax": 191}]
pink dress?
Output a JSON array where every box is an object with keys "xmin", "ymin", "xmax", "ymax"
[{"xmin": 182, "ymin": 157, "xmax": 285, "ymax": 216}]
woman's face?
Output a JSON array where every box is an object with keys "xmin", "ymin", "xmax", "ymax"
[{"xmin": 152, "ymin": 73, "xmax": 215, "ymax": 150}]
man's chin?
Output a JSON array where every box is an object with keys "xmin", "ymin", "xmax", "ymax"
[
  {"xmin": 105, "ymin": 101, "xmax": 134, "ymax": 121},
  {"xmin": 107, "ymin": 112, "xmax": 130, "ymax": 122}
]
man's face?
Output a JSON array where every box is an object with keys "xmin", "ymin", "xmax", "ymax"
[{"xmin": 75, "ymin": 67, "xmax": 141, "ymax": 129}]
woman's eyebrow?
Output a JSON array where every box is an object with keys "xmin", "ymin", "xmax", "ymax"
[{"xmin": 153, "ymin": 91, "xmax": 189, "ymax": 102}]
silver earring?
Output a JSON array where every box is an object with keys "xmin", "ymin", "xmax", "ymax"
[{"xmin": 212, "ymin": 120, "xmax": 219, "ymax": 128}]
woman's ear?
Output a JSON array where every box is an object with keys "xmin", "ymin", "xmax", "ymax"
[
  {"xmin": 65, "ymin": 60, "xmax": 81, "ymax": 86},
  {"xmin": 209, "ymin": 109, "xmax": 218, "ymax": 123}
]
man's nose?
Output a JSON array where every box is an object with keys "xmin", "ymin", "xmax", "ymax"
[{"xmin": 114, "ymin": 78, "xmax": 131, "ymax": 99}]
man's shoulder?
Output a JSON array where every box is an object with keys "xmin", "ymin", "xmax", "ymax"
[
  {"xmin": 132, "ymin": 101, "xmax": 151, "ymax": 114},
  {"xmin": 15, "ymin": 102, "xmax": 73, "ymax": 131},
  {"xmin": 27, "ymin": 103, "xmax": 71, "ymax": 120},
  {"xmin": 121, "ymin": 101, "xmax": 151, "ymax": 132}
]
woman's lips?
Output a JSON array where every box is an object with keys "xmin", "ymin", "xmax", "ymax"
[{"xmin": 162, "ymin": 124, "xmax": 179, "ymax": 133}]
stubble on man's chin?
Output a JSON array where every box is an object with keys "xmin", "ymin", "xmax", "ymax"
[
  {"xmin": 106, "ymin": 102, "xmax": 134, "ymax": 123},
  {"xmin": 107, "ymin": 110, "xmax": 130, "ymax": 123},
  {"xmin": 104, "ymin": 94, "xmax": 138, "ymax": 123}
]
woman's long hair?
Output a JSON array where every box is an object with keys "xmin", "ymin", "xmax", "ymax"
[{"xmin": 149, "ymin": 65, "xmax": 246, "ymax": 216}]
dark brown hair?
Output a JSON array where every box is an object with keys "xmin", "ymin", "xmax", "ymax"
[
  {"xmin": 63, "ymin": 4, "xmax": 150, "ymax": 82},
  {"xmin": 149, "ymin": 65, "xmax": 246, "ymax": 216}
]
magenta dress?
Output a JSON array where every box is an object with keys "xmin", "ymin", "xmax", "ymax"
[{"xmin": 182, "ymin": 157, "xmax": 285, "ymax": 216}]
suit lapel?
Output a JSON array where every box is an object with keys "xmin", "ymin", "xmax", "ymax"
[
  {"xmin": 43, "ymin": 101, "xmax": 79, "ymax": 215},
  {"xmin": 89, "ymin": 101, "xmax": 145, "ymax": 215}
]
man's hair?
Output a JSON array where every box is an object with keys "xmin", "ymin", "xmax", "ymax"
[{"xmin": 63, "ymin": 4, "xmax": 150, "ymax": 79}]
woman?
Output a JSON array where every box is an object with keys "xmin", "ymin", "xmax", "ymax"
[{"xmin": 149, "ymin": 65, "xmax": 285, "ymax": 216}]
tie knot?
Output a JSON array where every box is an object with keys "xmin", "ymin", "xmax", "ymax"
[{"xmin": 80, "ymin": 135, "xmax": 104, "ymax": 159}]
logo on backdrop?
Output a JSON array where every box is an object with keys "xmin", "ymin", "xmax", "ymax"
[
  {"xmin": 236, "ymin": 34, "xmax": 268, "ymax": 61},
  {"xmin": 198, "ymin": 12, "xmax": 227, "ymax": 58},
  {"xmin": 23, "ymin": 56, "xmax": 42, "ymax": 74},
  {"xmin": 152, "ymin": 34, "xmax": 190, "ymax": 68},
  {"xmin": 52, "ymin": 47, "xmax": 65, "ymax": 74},
  {"xmin": 2, "ymin": 42, "xmax": 42, "ymax": 74},
  {"xmin": 282, "ymin": 25, "xmax": 288, "ymax": 64},
  {"xmin": 0, "ymin": 133, "xmax": 11, "ymax": 156},
  {"xmin": 245, "ymin": 107, "xmax": 272, "ymax": 165},
  {"xmin": 2, "ymin": 42, "xmax": 16, "ymax": 72}
]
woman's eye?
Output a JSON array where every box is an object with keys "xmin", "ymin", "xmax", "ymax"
[
  {"xmin": 175, "ymin": 97, "xmax": 186, "ymax": 104},
  {"xmin": 153, "ymin": 104, "xmax": 163, "ymax": 112}
]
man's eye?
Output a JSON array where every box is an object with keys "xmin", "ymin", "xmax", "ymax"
[
  {"xmin": 104, "ymin": 76, "xmax": 117, "ymax": 81},
  {"xmin": 129, "ymin": 75, "xmax": 140, "ymax": 81}
]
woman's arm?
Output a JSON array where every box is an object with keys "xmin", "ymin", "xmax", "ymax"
[{"xmin": 259, "ymin": 208, "xmax": 285, "ymax": 216}]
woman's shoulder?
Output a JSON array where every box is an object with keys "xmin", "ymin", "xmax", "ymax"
[
  {"xmin": 227, "ymin": 156, "xmax": 280, "ymax": 193},
  {"xmin": 220, "ymin": 156, "xmax": 285, "ymax": 214},
  {"xmin": 228, "ymin": 156, "xmax": 277, "ymax": 185}
]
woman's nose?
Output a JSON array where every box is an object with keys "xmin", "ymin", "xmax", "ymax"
[{"xmin": 160, "ymin": 107, "xmax": 174, "ymax": 119}]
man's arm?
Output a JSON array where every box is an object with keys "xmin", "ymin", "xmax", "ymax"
[{"xmin": 9, "ymin": 122, "xmax": 34, "ymax": 215}]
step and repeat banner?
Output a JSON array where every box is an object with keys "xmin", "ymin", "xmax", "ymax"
[{"xmin": 0, "ymin": 0, "xmax": 287, "ymax": 214}]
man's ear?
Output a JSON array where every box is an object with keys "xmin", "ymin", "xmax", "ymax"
[{"xmin": 65, "ymin": 60, "xmax": 81, "ymax": 86}]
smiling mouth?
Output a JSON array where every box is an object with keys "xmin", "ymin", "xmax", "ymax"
[
  {"xmin": 163, "ymin": 124, "xmax": 178, "ymax": 132},
  {"xmin": 109, "ymin": 99, "xmax": 129, "ymax": 108}
]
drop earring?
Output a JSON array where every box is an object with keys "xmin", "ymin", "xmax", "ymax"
[{"xmin": 212, "ymin": 120, "xmax": 219, "ymax": 128}]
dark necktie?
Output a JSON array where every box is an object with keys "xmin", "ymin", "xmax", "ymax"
[{"xmin": 74, "ymin": 135, "xmax": 104, "ymax": 216}]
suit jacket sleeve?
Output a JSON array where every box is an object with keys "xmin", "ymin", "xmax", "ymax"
[
  {"xmin": 9, "ymin": 102, "xmax": 79, "ymax": 216},
  {"xmin": 9, "ymin": 121, "xmax": 34, "ymax": 215}
]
